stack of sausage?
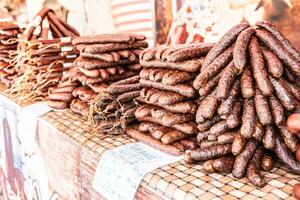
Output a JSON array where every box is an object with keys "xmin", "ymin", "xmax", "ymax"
[
  {"xmin": 186, "ymin": 21, "xmax": 300, "ymax": 187},
  {"xmin": 54, "ymin": 33, "xmax": 149, "ymax": 116},
  {"xmin": 7, "ymin": 8, "xmax": 79, "ymax": 103},
  {"xmin": 47, "ymin": 66, "xmax": 80, "ymax": 111},
  {"xmin": 0, "ymin": 21, "xmax": 21, "ymax": 88},
  {"xmin": 9, "ymin": 37, "xmax": 78, "ymax": 103},
  {"xmin": 21, "ymin": 7, "xmax": 79, "ymax": 43},
  {"xmin": 127, "ymin": 43, "xmax": 214, "ymax": 155},
  {"xmin": 88, "ymin": 75, "xmax": 142, "ymax": 135}
]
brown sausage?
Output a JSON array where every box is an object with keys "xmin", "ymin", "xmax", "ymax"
[
  {"xmin": 203, "ymin": 160, "xmax": 216, "ymax": 173},
  {"xmin": 138, "ymin": 122, "xmax": 160, "ymax": 133},
  {"xmin": 252, "ymin": 120, "xmax": 264, "ymax": 141},
  {"xmin": 197, "ymin": 115, "xmax": 222, "ymax": 132},
  {"xmin": 240, "ymin": 66, "xmax": 255, "ymax": 98},
  {"xmin": 162, "ymin": 70, "xmax": 195, "ymax": 86},
  {"xmin": 241, "ymin": 99, "xmax": 255, "ymax": 138},
  {"xmin": 196, "ymin": 96, "xmax": 219, "ymax": 120},
  {"xmin": 226, "ymin": 100, "xmax": 242, "ymax": 129},
  {"xmin": 141, "ymin": 88, "xmax": 187, "ymax": 105},
  {"xmin": 140, "ymin": 79, "xmax": 196, "ymax": 98},
  {"xmin": 263, "ymin": 126, "xmax": 276, "ymax": 150},
  {"xmin": 246, "ymin": 146, "xmax": 265, "ymax": 187},
  {"xmin": 213, "ymin": 155, "xmax": 235, "ymax": 173},
  {"xmin": 232, "ymin": 134, "xmax": 246, "ymax": 156},
  {"xmin": 209, "ymin": 120, "xmax": 229, "ymax": 137},
  {"xmin": 268, "ymin": 95, "xmax": 285, "ymax": 126},
  {"xmin": 216, "ymin": 61, "xmax": 239, "ymax": 100},
  {"xmin": 152, "ymin": 126, "xmax": 171, "ymax": 140},
  {"xmin": 218, "ymin": 81, "xmax": 240, "ymax": 117},
  {"xmin": 184, "ymin": 144, "xmax": 232, "ymax": 164},
  {"xmin": 161, "ymin": 129, "xmax": 189, "ymax": 144},
  {"xmin": 262, "ymin": 48, "xmax": 283, "ymax": 78},
  {"xmin": 199, "ymin": 73, "xmax": 221, "ymax": 96},
  {"xmin": 106, "ymin": 83, "xmax": 142, "ymax": 95},
  {"xmin": 165, "ymin": 43, "xmax": 214, "ymax": 62},
  {"xmin": 260, "ymin": 153, "xmax": 273, "ymax": 171},
  {"xmin": 255, "ymin": 28, "xmax": 300, "ymax": 78},
  {"xmin": 179, "ymin": 139, "xmax": 198, "ymax": 150},
  {"xmin": 233, "ymin": 27, "xmax": 255, "ymax": 70},
  {"xmin": 217, "ymin": 130, "xmax": 238, "ymax": 144},
  {"xmin": 48, "ymin": 92, "xmax": 73, "ymax": 102},
  {"xmin": 256, "ymin": 20, "xmax": 300, "ymax": 62},
  {"xmin": 249, "ymin": 36, "xmax": 273, "ymax": 96},
  {"xmin": 140, "ymin": 58, "xmax": 203, "ymax": 73},
  {"xmin": 232, "ymin": 139, "xmax": 258, "ymax": 178},
  {"xmin": 126, "ymin": 128, "xmax": 183, "ymax": 156},
  {"xmin": 254, "ymin": 88, "xmax": 272, "ymax": 125},
  {"xmin": 269, "ymin": 76, "xmax": 296, "ymax": 111},
  {"xmin": 47, "ymin": 100, "xmax": 69, "ymax": 110},
  {"xmin": 202, "ymin": 23, "xmax": 249, "ymax": 68},
  {"xmin": 274, "ymin": 134, "xmax": 300, "ymax": 174},
  {"xmin": 70, "ymin": 99, "xmax": 89, "ymax": 116},
  {"xmin": 193, "ymin": 45, "xmax": 233, "ymax": 88},
  {"xmin": 52, "ymin": 85, "xmax": 77, "ymax": 93},
  {"xmin": 278, "ymin": 126, "xmax": 298, "ymax": 152}
]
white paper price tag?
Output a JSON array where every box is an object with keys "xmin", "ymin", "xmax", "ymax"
[{"xmin": 93, "ymin": 142, "xmax": 182, "ymax": 200}]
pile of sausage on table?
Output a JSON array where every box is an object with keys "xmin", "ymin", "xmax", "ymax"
[
  {"xmin": 184, "ymin": 21, "xmax": 300, "ymax": 187},
  {"xmin": 0, "ymin": 21, "xmax": 21, "ymax": 88},
  {"xmin": 127, "ymin": 43, "xmax": 214, "ymax": 155},
  {"xmin": 46, "ymin": 20, "xmax": 300, "ymax": 189},
  {"xmin": 48, "ymin": 33, "xmax": 148, "ymax": 117},
  {"xmin": 121, "ymin": 20, "xmax": 300, "ymax": 188},
  {"xmin": 7, "ymin": 8, "xmax": 79, "ymax": 103}
]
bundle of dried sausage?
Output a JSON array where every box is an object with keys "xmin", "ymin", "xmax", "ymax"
[
  {"xmin": 6, "ymin": 8, "xmax": 79, "ymax": 104},
  {"xmin": 8, "ymin": 37, "xmax": 78, "ymax": 104},
  {"xmin": 88, "ymin": 76, "xmax": 141, "ymax": 134},
  {"xmin": 0, "ymin": 21, "xmax": 22, "ymax": 88}
]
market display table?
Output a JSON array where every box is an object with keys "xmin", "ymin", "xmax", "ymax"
[{"xmin": 37, "ymin": 110, "xmax": 299, "ymax": 200}]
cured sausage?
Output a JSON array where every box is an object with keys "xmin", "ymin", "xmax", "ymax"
[
  {"xmin": 202, "ymin": 23, "xmax": 249, "ymax": 68},
  {"xmin": 249, "ymin": 36, "xmax": 273, "ymax": 96},
  {"xmin": 233, "ymin": 27, "xmax": 255, "ymax": 70}
]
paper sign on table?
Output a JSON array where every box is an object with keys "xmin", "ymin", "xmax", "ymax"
[
  {"xmin": 0, "ymin": 94, "xmax": 55, "ymax": 199},
  {"xmin": 93, "ymin": 142, "xmax": 183, "ymax": 200},
  {"xmin": 18, "ymin": 102, "xmax": 52, "ymax": 154}
]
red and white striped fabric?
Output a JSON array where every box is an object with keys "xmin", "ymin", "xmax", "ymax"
[{"xmin": 111, "ymin": 0, "xmax": 154, "ymax": 46}]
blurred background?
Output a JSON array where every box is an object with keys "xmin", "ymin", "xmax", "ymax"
[{"xmin": 0, "ymin": 0, "xmax": 299, "ymax": 48}]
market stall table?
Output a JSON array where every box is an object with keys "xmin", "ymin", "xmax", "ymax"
[
  {"xmin": 0, "ymin": 86, "xmax": 55, "ymax": 199},
  {"xmin": 37, "ymin": 109, "xmax": 299, "ymax": 200}
]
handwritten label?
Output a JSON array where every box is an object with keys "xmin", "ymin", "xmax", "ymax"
[{"xmin": 93, "ymin": 142, "xmax": 182, "ymax": 200}]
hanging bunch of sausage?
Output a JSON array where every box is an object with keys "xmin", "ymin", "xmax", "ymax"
[
  {"xmin": 186, "ymin": 21, "xmax": 300, "ymax": 187},
  {"xmin": 6, "ymin": 8, "xmax": 79, "ymax": 104},
  {"xmin": 21, "ymin": 7, "xmax": 79, "ymax": 42}
]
